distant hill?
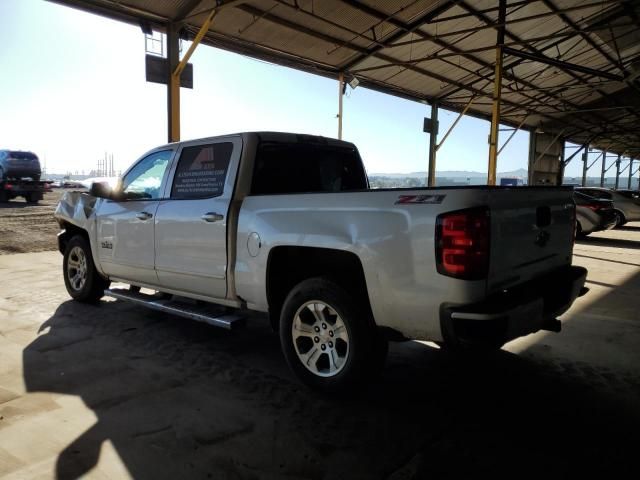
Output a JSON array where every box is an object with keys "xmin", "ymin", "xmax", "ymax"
[{"xmin": 370, "ymin": 168, "xmax": 528, "ymax": 179}]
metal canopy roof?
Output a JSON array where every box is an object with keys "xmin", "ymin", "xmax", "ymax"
[{"xmin": 50, "ymin": 0, "xmax": 640, "ymax": 157}]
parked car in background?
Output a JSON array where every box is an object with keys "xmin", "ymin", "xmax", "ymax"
[
  {"xmin": 574, "ymin": 191, "xmax": 617, "ymax": 237},
  {"xmin": 576, "ymin": 187, "xmax": 640, "ymax": 227},
  {"xmin": 0, "ymin": 150, "xmax": 41, "ymax": 182},
  {"xmin": 615, "ymin": 189, "xmax": 640, "ymax": 201}
]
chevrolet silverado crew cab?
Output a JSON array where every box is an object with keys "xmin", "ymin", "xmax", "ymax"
[{"xmin": 55, "ymin": 132, "xmax": 587, "ymax": 392}]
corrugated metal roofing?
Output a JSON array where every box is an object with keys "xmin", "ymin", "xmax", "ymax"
[{"xmin": 48, "ymin": 0, "xmax": 640, "ymax": 157}]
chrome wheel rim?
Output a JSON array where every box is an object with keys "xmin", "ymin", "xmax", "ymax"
[
  {"xmin": 292, "ymin": 301, "xmax": 350, "ymax": 378},
  {"xmin": 67, "ymin": 246, "xmax": 88, "ymax": 291}
]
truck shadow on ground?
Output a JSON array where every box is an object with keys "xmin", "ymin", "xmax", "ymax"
[
  {"xmin": 0, "ymin": 201, "xmax": 37, "ymax": 209},
  {"xmin": 576, "ymin": 235, "xmax": 640, "ymax": 249},
  {"xmin": 618, "ymin": 225, "xmax": 640, "ymax": 232},
  {"xmin": 24, "ymin": 300, "xmax": 640, "ymax": 480}
]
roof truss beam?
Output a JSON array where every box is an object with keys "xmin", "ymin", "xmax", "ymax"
[
  {"xmin": 338, "ymin": 0, "xmax": 461, "ymax": 71},
  {"xmin": 503, "ymin": 46, "xmax": 623, "ymax": 81}
]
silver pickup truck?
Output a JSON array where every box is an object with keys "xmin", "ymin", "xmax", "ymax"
[{"xmin": 55, "ymin": 132, "xmax": 587, "ymax": 392}]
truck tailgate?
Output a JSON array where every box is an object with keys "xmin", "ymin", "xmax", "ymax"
[{"xmin": 486, "ymin": 187, "xmax": 575, "ymax": 294}]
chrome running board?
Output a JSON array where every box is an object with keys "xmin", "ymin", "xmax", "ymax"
[{"xmin": 104, "ymin": 288, "xmax": 246, "ymax": 330}]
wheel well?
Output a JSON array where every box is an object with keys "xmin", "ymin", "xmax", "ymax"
[
  {"xmin": 58, "ymin": 222, "xmax": 89, "ymax": 254},
  {"xmin": 266, "ymin": 246, "xmax": 372, "ymax": 331}
]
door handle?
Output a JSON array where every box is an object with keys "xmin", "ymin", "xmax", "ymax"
[
  {"xmin": 136, "ymin": 211, "xmax": 153, "ymax": 221},
  {"xmin": 201, "ymin": 212, "xmax": 224, "ymax": 223}
]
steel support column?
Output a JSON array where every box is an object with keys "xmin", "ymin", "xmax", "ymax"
[
  {"xmin": 557, "ymin": 140, "xmax": 566, "ymax": 185},
  {"xmin": 487, "ymin": 0, "xmax": 506, "ymax": 186},
  {"xmin": 581, "ymin": 147, "xmax": 588, "ymax": 186},
  {"xmin": 168, "ymin": 7, "xmax": 219, "ymax": 142},
  {"xmin": 615, "ymin": 155, "xmax": 621, "ymax": 189},
  {"xmin": 600, "ymin": 152, "xmax": 607, "ymax": 187},
  {"xmin": 338, "ymin": 73, "xmax": 344, "ymax": 140},
  {"xmin": 629, "ymin": 159, "xmax": 634, "ymax": 189},
  {"xmin": 428, "ymin": 101, "xmax": 439, "ymax": 187},
  {"xmin": 167, "ymin": 23, "xmax": 180, "ymax": 143}
]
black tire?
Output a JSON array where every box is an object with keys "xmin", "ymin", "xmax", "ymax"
[
  {"xmin": 25, "ymin": 193, "xmax": 38, "ymax": 204},
  {"xmin": 63, "ymin": 235, "xmax": 110, "ymax": 303},
  {"xmin": 279, "ymin": 277, "xmax": 387, "ymax": 393},
  {"xmin": 613, "ymin": 210, "xmax": 626, "ymax": 227}
]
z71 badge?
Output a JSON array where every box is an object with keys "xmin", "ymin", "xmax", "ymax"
[
  {"xmin": 101, "ymin": 241, "xmax": 113, "ymax": 250},
  {"xmin": 395, "ymin": 194, "xmax": 446, "ymax": 205}
]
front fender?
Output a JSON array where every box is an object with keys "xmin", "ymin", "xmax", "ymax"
[{"xmin": 54, "ymin": 191, "xmax": 104, "ymax": 275}]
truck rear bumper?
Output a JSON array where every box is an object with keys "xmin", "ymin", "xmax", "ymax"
[{"xmin": 440, "ymin": 265, "xmax": 588, "ymax": 347}]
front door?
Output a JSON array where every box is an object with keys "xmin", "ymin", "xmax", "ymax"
[
  {"xmin": 154, "ymin": 138, "xmax": 241, "ymax": 299},
  {"xmin": 96, "ymin": 149, "xmax": 173, "ymax": 285}
]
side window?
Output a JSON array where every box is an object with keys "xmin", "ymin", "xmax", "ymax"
[
  {"xmin": 121, "ymin": 150, "xmax": 172, "ymax": 200},
  {"xmin": 171, "ymin": 143, "xmax": 233, "ymax": 199}
]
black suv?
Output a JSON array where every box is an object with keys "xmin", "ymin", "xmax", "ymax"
[{"xmin": 0, "ymin": 150, "xmax": 42, "ymax": 181}]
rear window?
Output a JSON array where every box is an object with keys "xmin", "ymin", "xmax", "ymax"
[
  {"xmin": 580, "ymin": 189, "xmax": 612, "ymax": 200},
  {"xmin": 251, "ymin": 143, "xmax": 367, "ymax": 195},
  {"xmin": 573, "ymin": 191, "xmax": 592, "ymax": 205},
  {"xmin": 9, "ymin": 151, "xmax": 38, "ymax": 161}
]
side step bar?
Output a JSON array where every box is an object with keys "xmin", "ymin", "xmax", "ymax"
[{"xmin": 104, "ymin": 288, "xmax": 246, "ymax": 330}]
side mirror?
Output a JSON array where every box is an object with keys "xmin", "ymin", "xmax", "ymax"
[{"xmin": 89, "ymin": 181, "xmax": 112, "ymax": 199}]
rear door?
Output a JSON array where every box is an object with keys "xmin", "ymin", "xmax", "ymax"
[{"xmin": 154, "ymin": 136, "xmax": 242, "ymax": 298}]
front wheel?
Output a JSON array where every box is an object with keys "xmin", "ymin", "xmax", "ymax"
[
  {"xmin": 63, "ymin": 235, "xmax": 109, "ymax": 303},
  {"xmin": 279, "ymin": 277, "xmax": 387, "ymax": 393}
]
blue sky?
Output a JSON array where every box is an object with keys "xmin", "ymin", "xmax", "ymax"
[{"xmin": 1, "ymin": 0, "xmax": 587, "ymax": 178}]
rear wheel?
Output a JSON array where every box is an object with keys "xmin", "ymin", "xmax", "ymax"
[
  {"xmin": 63, "ymin": 235, "xmax": 109, "ymax": 303},
  {"xmin": 279, "ymin": 277, "xmax": 387, "ymax": 393},
  {"xmin": 613, "ymin": 210, "xmax": 626, "ymax": 227}
]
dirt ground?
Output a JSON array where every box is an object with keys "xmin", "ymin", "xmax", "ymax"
[
  {"xmin": 0, "ymin": 189, "xmax": 74, "ymax": 255},
  {"xmin": 0, "ymin": 222, "xmax": 639, "ymax": 478}
]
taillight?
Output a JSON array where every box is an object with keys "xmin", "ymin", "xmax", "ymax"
[
  {"xmin": 585, "ymin": 204, "xmax": 603, "ymax": 211},
  {"xmin": 435, "ymin": 207, "xmax": 490, "ymax": 280}
]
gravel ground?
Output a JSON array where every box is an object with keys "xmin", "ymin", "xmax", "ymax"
[
  {"xmin": 0, "ymin": 223, "xmax": 639, "ymax": 478},
  {"xmin": 0, "ymin": 189, "xmax": 73, "ymax": 255}
]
